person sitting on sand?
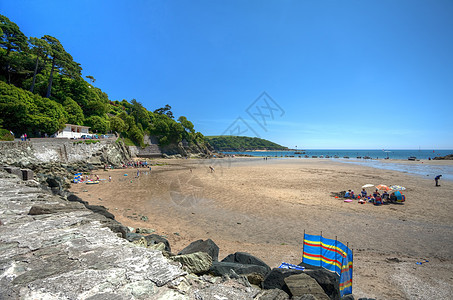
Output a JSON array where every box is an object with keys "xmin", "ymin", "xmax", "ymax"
[
  {"xmin": 373, "ymin": 189, "xmax": 380, "ymax": 198},
  {"xmin": 344, "ymin": 190, "xmax": 351, "ymax": 198},
  {"xmin": 350, "ymin": 190, "xmax": 355, "ymax": 199},
  {"xmin": 358, "ymin": 197, "xmax": 366, "ymax": 204},
  {"xmin": 361, "ymin": 188, "xmax": 367, "ymax": 198},
  {"xmin": 382, "ymin": 191, "xmax": 389, "ymax": 202},
  {"xmin": 375, "ymin": 194, "xmax": 383, "ymax": 205}
]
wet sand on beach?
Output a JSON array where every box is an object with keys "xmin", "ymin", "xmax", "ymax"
[{"xmin": 71, "ymin": 158, "xmax": 453, "ymax": 299}]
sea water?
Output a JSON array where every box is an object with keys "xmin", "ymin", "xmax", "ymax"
[
  {"xmin": 225, "ymin": 149, "xmax": 453, "ymax": 160},
  {"xmin": 224, "ymin": 149, "xmax": 453, "ymax": 181}
]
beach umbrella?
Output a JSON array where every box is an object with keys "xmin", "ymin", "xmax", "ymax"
[
  {"xmin": 362, "ymin": 184, "xmax": 374, "ymax": 188},
  {"xmin": 390, "ymin": 185, "xmax": 406, "ymax": 191},
  {"xmin": 376, "ymin": 184, "xmax": 391, "ymax": 191}
]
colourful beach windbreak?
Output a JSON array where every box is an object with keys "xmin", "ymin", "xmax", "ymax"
[{"xmin": 302, "ymin": 233, "xmax": 353, "ymax": 297}]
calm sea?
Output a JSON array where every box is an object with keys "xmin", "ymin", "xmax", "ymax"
[{"xmin": 224, "ymin": 149, "xmax": 453, "ymax": 181}]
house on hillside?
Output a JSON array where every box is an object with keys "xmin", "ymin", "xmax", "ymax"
[{"xmin": 54, "ymin": 124, "xmax": 90, "ymax": 139}]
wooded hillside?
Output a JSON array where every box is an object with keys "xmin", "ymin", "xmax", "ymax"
[
  {"xmin": 206, "ymin": 136, "xmax": 288, "ymax": 151},
  {"xmin": 0, "ymin": 14, "xmax": 205, "ymax": 147}
]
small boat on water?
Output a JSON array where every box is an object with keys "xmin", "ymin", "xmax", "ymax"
[
  {"xmin": 325, "ymin": 155, "xmax": 330, "ymax": 158},
  {"xmin": 343, "ymin": 156, "xmax": 350, "ymax": 159},
  {"xmin": 312, "ymin": 155, "xmax": 318, "ymax": 158},
  {"xmin": 304, "ymin": 155, "xmax": 309, "ymax": 158},
  {"xmin": 408, "ymin": 156, "xmax": 416, "ymax": 161},
  {"xmin": 320, "ymin": 155, "xmax": 324, "ymax": 158},
  {"xmin": 363, "ymin": 156, "xmax": 371, "ymax": 159},
  {"xmin": 356, "ymin": 156, "xmax": 362, "ymax": 159},
  {"xmin": 334, "ymin": 155, "xmax": 339, "ymax": 158}
]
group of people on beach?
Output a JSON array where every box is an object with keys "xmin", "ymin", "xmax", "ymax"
[
  {"xmin": 123, "ymin": 161, "xmax": 149, "ymax": 168},
  {"xmin": 344, "ymin": 188, "xmax": 404, "ymax": 205}
]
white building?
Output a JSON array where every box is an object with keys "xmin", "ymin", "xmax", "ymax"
[{"xmin": 55, "ymin": 124, "xmax": 90, "ymax": 139}]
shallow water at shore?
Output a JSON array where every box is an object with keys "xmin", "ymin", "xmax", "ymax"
[{"xmin": 336, "ymin": 159, "xmax": 453, "ymax": 181}]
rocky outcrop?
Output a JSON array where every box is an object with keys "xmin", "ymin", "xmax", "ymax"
[
  {"xmin": 128, "ymin": 135, "xmax": 213, "ymax": 159},
  {"xmin": 433, "ymin": 154, "xmax": 453, "ymax": 160},
  {"xmin": 160, "ymin": 139, "xmax": 212, "ymax": 158},
  {"xmin": 0, "ymin": 171, "xmax": 262, "ymax": 299}
]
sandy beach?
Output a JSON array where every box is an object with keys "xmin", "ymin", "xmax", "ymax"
[{"xmin": 70, "ymin": 158, "xmax": 453, "ymax": 299}]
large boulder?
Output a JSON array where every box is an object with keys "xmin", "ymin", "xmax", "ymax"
[
  {"xmin": 221, "ymin": 252, "xmax": 271, "ymax": 273},
  {"xmin": 210, "ymin": 261, "xmax": 269, "ymax": 279},
  {"xmin": 144, "ymin": 234, "xmax": 171, "ymax": 252},
  {"xmin": 67, "ymin": 194, "xmax": 88, "ymax": 205},
  {"xmin": 262, "ymin": 268, "xmax": 304, "ymax": 294},
  {"xmin": 298, "ymin": 263, "xmax": 340, "ymax": 300},
  {"xmin": 28, "ymin": 202, "xmax": 85, "ymax": 215},
  {"xmin": 254, "ymin": 288, "xmax": 290, "ymax": 300},
  {"xmin": 178, "ymin": 239, "xmax": 219, "ymax": 261},
  {"xmin": 170, "ymin": 251, "xmax": 213, "ymax": 274},
  {"xmin": 85, "ymin": 205, "xmax": 115, "ymax": 220},
  {"xmin": 284, "ymin": 273, "xmax": 330, "ymax": 299}
]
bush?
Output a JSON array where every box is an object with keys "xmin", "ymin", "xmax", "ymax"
[{"xmin": 0, "ymin": 128, "xmax": 14, "ymax": 141}]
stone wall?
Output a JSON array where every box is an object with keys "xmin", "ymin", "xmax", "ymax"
[{"xmin": 0, "ymin": 139, "xmax": 131, "ymax": 167}]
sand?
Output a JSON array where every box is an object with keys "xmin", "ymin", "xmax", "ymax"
[{"xmin": 70, "ymin": 158, "xmax": 453, "ymax": 299}]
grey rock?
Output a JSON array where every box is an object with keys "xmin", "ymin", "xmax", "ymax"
[
  {"xmin": 284, "ymin": 273, "xmax": 330, "ymax": 299},
  {"xmin": 262, "ymin": 268, "xmax": 304, "ymax": 294},
  {"xmin": 171, "ymin": 252, "xmax": 213, "ymax": 274},
  {"xmin": 254, "ymin": 288, "xmax": 290, "ymax": 300},
  {"xmin": 299, "ymin": 263, "xmax": 341, "ymax": 300},
  {"xmin": 85, "ymin": 204, "xmax": 115, "ymax": 219},
  {"xmin": 144, "ymin": 234, "xmax": 171, "ymax": 252},
  {"xmin": 210, "ymin": 261, "xmax": 269, "ymax": 281},
  {"xmin": 136, "ymin": 227, "xmax": 155, "ymax": 234},
  {"xmin": 222, "ymin": 252, "xmax": 271, "ymax": 273},
  {"xmin": 28, "ymin": 202, "xmax": 85, "ymax": 215},
  {"xmin": 178, "ymin": 239, "xmax": 219, "ymax": 261}
]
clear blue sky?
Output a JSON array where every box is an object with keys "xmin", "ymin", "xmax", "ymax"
[{"xmin": 3, "ymin": 0, "xmax": 453, "ymax": 149}]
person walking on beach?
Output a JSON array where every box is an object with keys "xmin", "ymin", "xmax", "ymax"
[
  {"xmin": 435, "ymin": 175, "xmax": 442, "ymax": 187},
  {"xmin": 209, "ymin": 166, "xmax": 215, "ymax": 173},
  {"xmin": 109, "ymin": 175, "xmax": 112, "ymax": 182}
]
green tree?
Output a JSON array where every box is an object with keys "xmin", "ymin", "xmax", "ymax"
[
  {"xmin": 84, "ymin": 115, "xmax": 108, "ymax": 133},
  {"xmin": 63, "ymin": 97, "xmax": 84, "ymax": 125},
  {"xmin": 85, "ymin": 75, "xmax": 95, "ymax": 84},
  {"xmin": 42, "ymin": 35, "xmax": 81, "ymax": 98},
  {"xmin": 130, "ymin": 99, "xmax": 150, "ymax": 129},
  {"xmin": 109, "ymin": 115, "xmax": 127, "ymax": 133},
  {"xmin": 0, "ymin": 14, "xmax": 28, "ymax": 84},
  {"xmin": 0, "ymin": 81, "xmax": 67, "ymax": 135},
  {"xmin": 28, "ymin": 37, "xmax": 50, "ymax": 93},
  {"xmin": 154, "ymin": 104, "xmax": 174, "ymax": 119}
]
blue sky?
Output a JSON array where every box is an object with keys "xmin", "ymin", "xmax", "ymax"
[{"xmin": 2, "ymin": 0, "xmax": 453, "ymax": 149}]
